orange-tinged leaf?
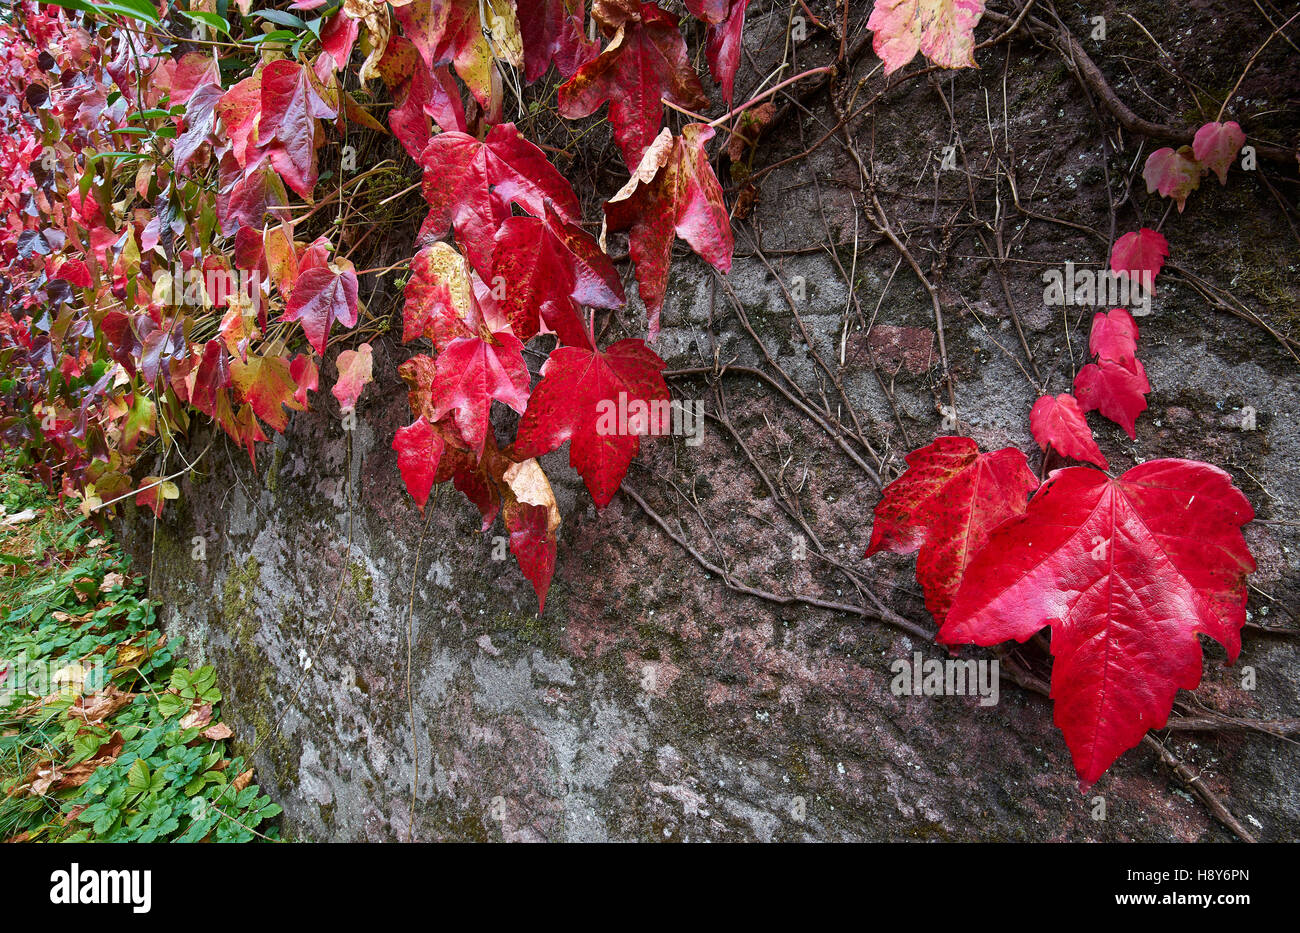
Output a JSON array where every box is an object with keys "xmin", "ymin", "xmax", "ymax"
[{"xmin": 332, "ymin": 342, "xmax": 374, "ymax": 411}]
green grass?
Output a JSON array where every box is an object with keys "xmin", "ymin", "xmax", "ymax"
[{"xmin": 0, "ymin": 459, "xmax": 280, "ymax": 842}]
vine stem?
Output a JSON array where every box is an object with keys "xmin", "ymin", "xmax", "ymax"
[{"xmin": 660, "ymin": 65, "xmax": 835, "ymax": 131}]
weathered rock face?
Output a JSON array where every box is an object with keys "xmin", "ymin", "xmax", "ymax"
[{"xmin": 119, "ymin": 3, "xmax": 1300, "ymax": 841}]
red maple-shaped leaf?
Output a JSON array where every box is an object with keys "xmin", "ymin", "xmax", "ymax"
[
  {"xmin": 603, "ymin": 124, "xmax": 734, "ymax": 338},
  {"xmin": 1143, "ymin": 146, "xmax": 1201, "ymax": 212},
  {"xmin": 1109, "ymin": 228, "xmax": 1167, "ymax": 297},
  {"xmin": 282, "ymin": 264, "xmax": 359, "ymax": 355},
  {"xmin": 1192, "ymin": 120, "xmax": 1246, "ymax": 185},
  {"xmin": 865, "ymin": 436, "xmax": 1039, "ymax": 624},
  {"xmin": 1030, "ymin": 393, "xmax": 1107, "ymax": 469},
  {"xmin": 258, "ymin": 59, "xmax": 338, "ymax": 198},
  {"xmin": 515, "ymin": 339, "xmax": 670, "ymax": 508},
  {"xmin": 1074, "ymin": 357, "xmax": 1150, "ymax": 439},
  {"xmin": 392, "ymin": 414, "xmax": 448, "ymax": 512},
  {"xmin": 942, "ymin": 460, "xmax": 1255, "ymax": 784},
  {"xmin": 685, "ymin": 0, "xmax": 751, "ymax": 103},
  {"xmin": 419, "ymin": 123, "xmax": 581, "ymax": 274},
  {"xmin": 490, "ymin": 205, "xmax": 624, "ymax": 345},
  {"xmin": 557, "ymin": 2, "xmax": 708, "ymax": 167},
  {"xmin": 1088, "ymin": 308, "xmax": 1138, "ymax": 369},
  {"xmin": 429, "ymin": 331, "xmax": 531, "ymax": 457},
  {"xmin": 518, "ymin": 0, "xmax": 599, "ymax": 83}
]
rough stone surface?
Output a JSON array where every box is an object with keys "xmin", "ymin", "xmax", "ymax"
[{"xmin": 119, "ymin": 2, "xmax": 1299, "ymax": 841}]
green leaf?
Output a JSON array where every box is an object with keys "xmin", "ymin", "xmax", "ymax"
[
  {"xmin": 253, "ymin": 9, "xmax": 308, "ymax": 30},
  {"xmin": 179, "ymin": 10, "xmax": 231, "ymax": 34}
]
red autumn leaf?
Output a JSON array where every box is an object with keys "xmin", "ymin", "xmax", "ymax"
[
  {"xmin": 1074, "ymin": 357, "xmax": 1150, "ymax": 440},
  {"xmin": 603, "ymin": 124, "xmax": 734, "ymax": 338},
  {"xmin": 258, "ymin": 59, "xmax": 337, "ymax": 197},
  {"xmin": 557, "ymin": 2, "xmax": 708, "ymax": 167},
  {"xmin": 392, "ymin": 0, "xmax": 498, "ymax": 108},
  {"xmin": 507, "ymin": 501, "xmax": 557, "ymax": 610},
  {"xmin": 419, "ymin": 122, "xmax": 581, "ymax": 274},
  {"xmin": 282, "ymin": 265, "xmax": 359, "ymax": 355},
  {"xmin": 1030, "ymin": 393, "xmax": 1107, "ymax": 469},
  {"xmin": 514, "ymin": 338, "xmax": 669, "ymax": 508},
  {"xmin": 518, "ymin": 0, "xmax": 599, "ymax": 83},
  {"xmin": 685, "ymin": 0, "xmax": 751, "ymax": 103},
  {"xmin": 230, "ymin": 352, "xmax": 305, "ymax": 433},
  {"xmin": 865, "ymin": 436, "xmax": 1039, "ymax": 624},
  {"xmin": 1088, "ymin": 307, "xmax": 1138, "ymax": 369},
  {"xmin": 429, "ymin": 331, "xmax": 531, "ymax": 457},
  {"xmin": 942, "ymin": 460, "xmax": 1255, "ymax": 784},
  {"xmin": 216, "ymin": 75, "xmax": 262, "ymax": 170},
  {"xmin": 173, "ymin": 82, "xmax": 224, "ymax": 176},
  {"xmin": 489, "ymin": 205, "xmax": 624, "ymax": 345},
  {"xmin": 217, "ymin": 161, "xmax": 290, "ymax": 237},
  {"xmin": 1143, "ymin": 145, "xmax": 1200, "ymax": 212},
  {"xmin": 1109, "ymin": 228, "xmax": 1167, "ymax": 297},
  {"xmin": 290, "ymin": 353, "xmax": 318, "ymax": 408},
  {"xmin": 320, "ymin": 10, "xmax": 361, "ymax": 70},
  {"xmin": 191, "ymin": 339, "xmax": 232, "ymax": 417},
  {"xmin": 135, "ymin": 476, "xmax": 179, "ymax": 518},
  {"xmin": 1192, "ymin": 120, "xmax": 1246, "ymax": 186},
  {"xmin": 331, "ymin": 342, "xmax": 374, "ymax": 411},
  {"xmin": 392, "ymin": 414, "xmax": 448, "ymax": 512},
  {"xmin": 867, "ymin": 0, "xmax": 987, "ymax": 75}
]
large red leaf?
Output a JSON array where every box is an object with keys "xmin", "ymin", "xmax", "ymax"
[
  {"xmin": 489, "ymin": 205, "xmax": 624, "ymax": 345},
  {"xmin": 602, "ymin": 124, "xmax": 733, "ymax": 338},
  {"xmin": 258, "ymin": 59, "xmax": 338, "ymax": 198},
  {"xmin": 429, "ymin": 331, "xmax": 531, "ymax": 457},
  {"xmin": 942, "ymin": 460, "xmax": 1255, "ymax": 784},
  {"xmin": 419, "ymin": 123, "xmax": 581, "ymax": 274},
  {"xmin": 514, "ymin": 338, "xmax": 670, "ymax": 508},
  {"xmin": 1030, "ymin": 393, "xmax": 1107, "ymax": 469},
  {"xmin": 865, "ymin": 436, "xmax": 1039, "ymax": 623},
  {"xmin": 557, "ymin": 2, "xmax": 708, "ymax": 167},
  {"xmin": 392, "ymin": 414, "xmax": 448, "ymax": 512}
]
